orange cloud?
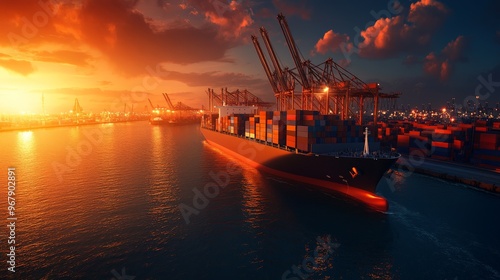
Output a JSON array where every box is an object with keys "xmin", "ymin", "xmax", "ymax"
[
  {"xmin": 357, "ymin": 16, "xmax": 409, "ymax": 58},
  {"xmin": 0, "ymin": 1, "xmax": 83, "ymax": 48},
  {"xmin": 314, "ymin": 30, "xmax": 351, "ymax": 54},
  {"xmin": 408, "ymin": 0, "xmax": 447, "ymax": 27},
  {"xmin": 183, "ymin": 0, "xmax": 255, "ymax": 40},
  {"xmin": 32, "ymin": 50, "xmax": 93, "ymax": 67},
  {"xmin": 357, "ymin": 0, "xmax": 448, "ymax": 58},
  {"xmin": 1, "ymin": 0, "xmax": 249, "ymax": 77},
  {"xmin": 313, "ymin": 0, "xmax": 449, "ymax": 59},
  {"xmin": 0, "ymin": 55, "xmax": 35, "ymax": 76},
  {"xmin": 0, "ymin": 59, "xmax": 35, "ymax": 76}
]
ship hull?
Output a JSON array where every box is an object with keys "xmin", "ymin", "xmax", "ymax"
[{"xmin": 201, "ymin": 128, "xmax": 398, "ymax": 211}]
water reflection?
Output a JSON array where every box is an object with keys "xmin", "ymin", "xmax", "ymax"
[
  {"xmin": 241, "ymin": 168, "xmax": 266, "ymax": 228},
  {"xmin": 17, "ymin": 130, "xmax": 34, "ymax": 160},
  {"xmin": 6, "ymin": 123, "xmax": 494, "ymax": 279}
]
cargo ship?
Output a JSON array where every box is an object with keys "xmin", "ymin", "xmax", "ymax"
[{"xmin": 200, "ymin": 106, "xmax": 400, "ymax": 211}]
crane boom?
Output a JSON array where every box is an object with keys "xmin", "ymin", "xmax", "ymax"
[
  {"xmin": 277, "ymin": 13, "xmax": 311, "ymax": 90},
  {"xmin": 162, "ymin": 93, "xmax": 175, "ymax": 110},
  {"xmin": 251, "ymin": 35, "xmax": 278, "ymax": 93},
  {"xmin": 148, "ymin": 98, "xmax": 155, "ymax": 109},
  {"xmin": 260, "ymin": 27, "xmax": 289, "ymax": 92}
]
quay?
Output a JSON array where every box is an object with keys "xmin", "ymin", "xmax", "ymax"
[{"xmin": 394, "ymin": 155, "xmax": 500, "ymax": 194}]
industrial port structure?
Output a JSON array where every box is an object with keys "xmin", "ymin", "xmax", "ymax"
[
  {"xmin": 205, "ymin": 88, "xmax": 273, "ymax": 110},
  {"xmin": 148, "ymin": 92, "xmax": 202, "ymax": 124},
  {"xmin": 246, "ymin": 13, "xmax": 401, "ymax": 125},
  {"xmin": 202, "ymin": 13, "xmax": 500, "ymax": 173}
]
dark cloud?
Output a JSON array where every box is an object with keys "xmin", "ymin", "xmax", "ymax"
[
  {"xmin": 183, "ymin": 0, "xmax": 255, "ymax": 41},
  {"xmin": 255, "ymin": 7, "xmax": 275, "ymax": 19},
  {"xmin": 78, "ymin": 0, "xmax": 234, "ymax": 76},
  {"xmin": 403, "ymin": 55, "xmax": 420, "ymax": 65},
  {"xmin": 158, "ymin": 69, "xmax": 265, "ymax": 88},
  {"xmin": 423, "ymin": 36, "xmax": 467, "ymax": 80},
  {"xmin": 272, "ymin": 0, "xmax": 311, "ymax": 20}
]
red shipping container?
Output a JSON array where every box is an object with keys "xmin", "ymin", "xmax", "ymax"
[
  {"xmin": 453, "ymin": 140, "xmax": 463, "ymax": 150},
  {"xmin": 398, "ymin": 135, "xmax": 410, "ymax": 147},
  {"xmin": 432, "ymin": 141, "xmax": 451, "ymax": 149}
]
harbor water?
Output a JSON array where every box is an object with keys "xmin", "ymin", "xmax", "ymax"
[{"xmin": 0, "ymin": 122, "xmax": 499, "ymax": 279}]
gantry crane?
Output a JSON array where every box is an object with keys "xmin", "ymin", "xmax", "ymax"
[
  {"xmin": 73, "ymin": 98, "xmax": 83, "ymax": 113},
  {"xmin": 162, "ymin": 92, "xmax": 200, "ymax": 111},
  {"xmin": 251, "ymin": 13, "xmax": 401, "ymax": 125}
]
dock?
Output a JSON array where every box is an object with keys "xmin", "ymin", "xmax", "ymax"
[{"xmin": 395, "ymin": 155, "xmax": 500, "ymax": 194}]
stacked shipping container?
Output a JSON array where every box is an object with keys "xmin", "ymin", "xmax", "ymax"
[
  {"xmin": 381, "ymin": 120, "xmax": 500, "ymax": 168},
  {"xmin": 209, "ymin": 110, "xmax": 367, "ymax": 153},
  {"xmin": 473, "ymin": 127, "xmax": 500, "ymax": 168}
]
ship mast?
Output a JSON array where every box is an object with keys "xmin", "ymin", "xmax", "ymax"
[{"xmin": 363, "ymin": 127, "xmax": 370, "ymax": 156}]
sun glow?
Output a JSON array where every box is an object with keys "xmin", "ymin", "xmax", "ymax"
[{"xmin": 0, "ymin": 91, "xmax": 43, "ymax": 114}]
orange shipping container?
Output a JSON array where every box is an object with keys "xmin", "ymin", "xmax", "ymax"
[{"xmin": 286, "ymin": 136, "xmax": 296, "ymax": 147}]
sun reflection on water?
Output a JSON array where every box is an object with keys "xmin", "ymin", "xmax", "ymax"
[{"xmin": 17, "ymin": 130, "xmax": 34, "ymax": 160}]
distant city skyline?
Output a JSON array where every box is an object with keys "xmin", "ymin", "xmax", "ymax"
[{"xmin": 0, "ymin": 0, "xmax": 499, "ymax": 114}]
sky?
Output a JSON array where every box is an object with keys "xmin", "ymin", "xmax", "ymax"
[{"xmin": 0, "ymin": 0, "xmax": 499, "ymax": 114}]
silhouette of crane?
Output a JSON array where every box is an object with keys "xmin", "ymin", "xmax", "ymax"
[{"xmin": 73, "ymin": 98, "xmax": 83, "ymax": 113}]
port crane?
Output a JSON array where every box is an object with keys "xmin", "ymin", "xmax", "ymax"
[
  {"xmin": 73, "ymin": 98, "xmax": 83, "ymax": 113},
  {"xmin": 162, "ymin": 92, "xmax": 175, "ymax": 110},
  {"xmin": 251, "ymin": 13, "xmax": 401, "ymax": 125},
  {"xmin": 162, "ymin": 92, "xmax": 200, "ymax": 111}
]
